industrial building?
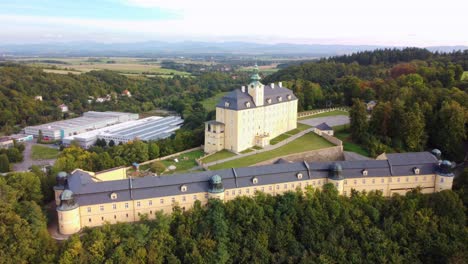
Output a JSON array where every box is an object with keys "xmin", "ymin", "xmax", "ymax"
[
  {"xmin": 55, "ymin": 150, "xmax": 454, "ymax": 235},
  {"xmin": 62, "ymin": 116, "xmax": 183, "ymax": 148},
  {"xmin": 24, "ymin": 111, "xmax": 139, "ymax": 141}
]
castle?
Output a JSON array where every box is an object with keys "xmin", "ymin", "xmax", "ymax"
[
  {"xmin": 204, "ymin": 65, "xmax": 298, "ymax": 153},
  {"xmin": 55, "ymin": 149, "xmax": 454, "ymax": 235}
]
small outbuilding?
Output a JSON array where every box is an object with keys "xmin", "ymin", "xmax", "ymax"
[{"xmin": 313, "ymin": 122, "xmax": 334, "ymax": 136}]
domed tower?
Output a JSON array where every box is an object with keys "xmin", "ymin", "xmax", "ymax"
[
  {"xmin": 54, "ymin": 171, "xmax": 68, "ymax": 206},
  {"xmin": 247, "ymin": 64, "xmax": 264, "ymax": 107},
  {"xmin": 431, "ymin": 149, "xmax": 442, "ymax": 160},
  {"xmin": 435, "ymin": 160, "xmax": 454, "ymax": 192},
  {"xmin": 328, "ymin": 163, "xmax": 345, "ymax": 195},
  {"xmin": 57, "ymin": 189, "xmax": 81, "ymax": 235},
  {"xmin": 208, "ymin": 174, "xmax": 225, "ymax": 200}
]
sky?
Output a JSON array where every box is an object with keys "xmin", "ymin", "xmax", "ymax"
[{"xmin": 1, "ymin": 0, "xmax": 467, "ymax": 46}]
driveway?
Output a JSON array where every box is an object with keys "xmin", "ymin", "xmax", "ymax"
[
  {"xmin": 13, "ymin": 141, "xmax": 57, "ymax": 172},
  {"xmin": 298, "ymin": 115, "xmax": 350, "ymax": 127}
]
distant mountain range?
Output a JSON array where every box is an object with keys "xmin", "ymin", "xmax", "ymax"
[{"xmin": 0, "ymin": 41, "xmax": 467, "ymax": 57}]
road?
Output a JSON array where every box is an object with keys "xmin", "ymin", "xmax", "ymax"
[
  {"xmin": 13, "ymin": 141, "xmax": 57, "ymax": 172},
  {"xmin": 298, "ymin": 115, "xmax": 350, "ymax": 127}
]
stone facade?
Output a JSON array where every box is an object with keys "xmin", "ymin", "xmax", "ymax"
[
  {"xmin": 204, "ymin": 66, "xmax": 298, "ymax": 153},
  {"xmin": 55, "ymin": 151, "xmax": 454, "ymax": 235}
]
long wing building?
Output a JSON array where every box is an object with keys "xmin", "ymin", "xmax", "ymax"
[{"xmin": 55, "ymin": 150, "xmax": 454, "ymax": 235}]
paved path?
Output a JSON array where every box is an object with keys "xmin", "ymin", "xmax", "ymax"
[
  {"xmin": 298, "ymin": 115, "xmax": 350, "ymax": 127},
  {"xmin": 203, "ymin": 128, "xmax": 314, "ymax": 168},
  {"xmin": 13, "ymin": 141, "xmax": 57, "ymax": 172}
]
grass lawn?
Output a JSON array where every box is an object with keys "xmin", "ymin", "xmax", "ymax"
[
  {"xmin": 296, "ymin": 123, "xmax": 312, "ymax": 131},
  {"xmin": 240, "ymin": 148, "xmax": 254, "ymax": 154},
  {"xmin": 31, "ymin": 145, "xmax": 60, "ymax": 160},
  {"xmin": 201, "ymin": 150, "xmax": 237, "ymax": 163},
  {"xmin": 201, "ymin": 92, "xmax": 228, "ymax": 111},
  {"xmin": 299, "ymin": 110, "xmax": 349, "ymax": 120},
  {"xmin": 148, "ymin": 150, "xmax": 204, "ymax": 175},
  {"xmin": 270, "ymin": 134, "xmax": 291, "ymax": 145},
  {"xmin": 334, "ymin": 129, "xmax": 370, "ymax": 157},
  {"xmin": 209, "ymin": 132, "xmax": 334, "ymax": 170}
]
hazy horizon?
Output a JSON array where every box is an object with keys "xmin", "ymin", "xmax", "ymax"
[{"xmin": 2, "ymin": 0, "xmax": 468, "ymax": 46}]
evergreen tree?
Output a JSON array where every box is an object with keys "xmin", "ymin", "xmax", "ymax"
[
  {"xmin": 434, "ymin": 101, "xmax": 467, "ymax": 160},
  {"xmin": 349, "ymin": 99, "xmax": 369, "ymax": 143},
  {"xmin": 402, "ymin": 103, "xmax": 427, "ymax": 151}
]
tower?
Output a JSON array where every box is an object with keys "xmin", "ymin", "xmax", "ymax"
[
  {"xmin": 328, "ymin": 163, "xmax": 345, "ymax": 195},
  {"xmin": 208, "ymin": 174, "xmax": 225, "ymax": 200},
  {"xmin": 434, "ymin": 160, "xmax": 454, "ymax": 192},
  {"xmin": 54, "ymin": 171, "xmax": 67, "ymax": 206},
  {"xmin": 57, "ymin": 189, "xmax": 81, "ymax": 235},
  {"xmin": 247, "ymin": 64, "xmax": 264, "ymax": 106}
]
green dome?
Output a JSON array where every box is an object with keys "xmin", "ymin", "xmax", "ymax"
[
  {"xmin": 250, "ymin": 64, "xmax": 261, "ymax": 82},
  {"xmin": 329, "ymin": 163, "xmax": 344, "ymax": 180},
  {"xmin": 330, "ymin": 163, "xmax": 343, "ymax": 172},
  {"xmin": 60, "ymin": 189, "xmax": 74, "ymax": 200},
  {"xmin": 209, "ymin": 175, "xmax": 224, "ymax": 193},
  {"xmin": 431, "ymin": 149, "xmax": 442, "ymax": 159}
]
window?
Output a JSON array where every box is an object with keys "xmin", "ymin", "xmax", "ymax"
[
  {"xmin": 246, "ymin": 189, "xmax": 250, "ymax": 194},
  {"xmin": 245, "ymin": 102, "xmax": 251, "ymax": 108},
  {"xmin": 149, "ymin": 200, "xmax": 152, "ymax": 206},
  {"xmin": 150, "ymin": 210, "xmax": 153, "ymax": 214},
  {"xmin": 232, "ymin": 190, "xmax": 235, "ymax": 195},
  {"xmin": 423, "ymin": 176, "xmax": 427, "ymax": 181},
  {"xmin": 101, "ymin": 217, "xmax": 104, "ymax": 221},
  {"xmin": 296, "ymin": 173, "xmax": 303, "ymax": 179},
  {"xmin": 287, "ymin": 94, "xmax": 292, "ymax": 100},
  {"xmin": 269, "ymin": 186, "xmax": 273, "ymax": 191},
  {"xmin": 284, "ymin": 184, "xmax": 287, "ymax": 189},
  {"xmin": 114, "ymin": 215, "xmax": 116, "ymax": 219},
  {"xmin": 381, "ymin": 178, "xmax": 384, "ymax": 183},
  {"xmin": 126, "ymin": 213, "xmax": 128, "ymax": 218},
  {"xmin": 252, "ymin": 177, "xmax": 258, "ymax": 184},
  {"xmin": 291, "ymin": 184, "xmax": 294, "ymax": 188},
  {"xmin": 172, "ymin": 197, "xmax": 176, "ymax": 203},
  {"xmin": 112, "ymin": 204, "xmax": 116, "ymax": 210},
  {"xmin": 125, "ymin": 203, "xmax": 129, "ymax": 208},
  {"xmin": 415, "ymin": 177, "xmax": 418, "ymax": 182},
  {"xmin": 354, "ymin": 180, "xmax": 357, "ymax": 185},
  {"xmin": 318, "ymin": 180, "xmax": 321, "ymax": 185},
  {"xmin": 406, "ymin": 177, "xmax": 409, "ymax": 182},
  {"xmin": 89, "ymin": 218, "xmax": 91, "ymax": 223},
  {"xmin": 344, "ymin": 180, "xmax": 347, "ymax": 185},
  {"xmin": 362, "ymin": 179, "xmax": 366, "ymax": 184},
  {"xmin": 224, "ymin": 101, "xmax": 230, "ymax": 107},
  {"xmin": 313, "ymin": 181, "xmax": 316, "ymax": 186},
  {"xmin": 261, "ymin": 187, "xmax": 265, "ymax": 191},
  {"xmin": 440, "ymin": 178, "xmax": 444, "ymax": 183},
  {"xmin": 362, "ymin": 169, "xmax": 368, "ymax": 176},
  {"xmin": 180, "ymin": 185, "xmax": 188, "ymax": 192},
  {"xmin": 267, "ymin": 98, "xmax": 272, "ymax": 104},
  {"xmin": 238, "ymin": 189, "xmax": 242, "ymax": 195},
  {"xmin": 343, "ymin": 191, "xmax": 347, "ymax": 196},
  {"xmin": 193, "ymin": 195, "xmax": 197, "ymax": 200},
  {"xmin": 397, "ymin": 178, "xmax": 400, "ymax": 182},
  {"xmin": 276, "ymin": 185, "xmax": 280, "ymax": 190},
  {"xmin": 87, "ymin": 207, "xmax": 91, "ymax": 213},
  {"xmin": 372, "ymin": 179, "xmax": 375, "ymax": 184},
  {"xmin": 225, "ymin": 191, "xmax": 229, "ymax": 196},
  {"xmin": 137, "ymin": 201, "xmax": 141, "ymax": 207},
  {"xmin": 160, "ymin": 199, "xmax": 164, "ymax": 204},
  {"xmin": 110, "ymin": 192, "xmax": 117, "ymax": 200},
  {"xmin": 182, "ymin": 196, "xmax": 186, "ymax": 202},
  {"xmin": 100, "ymin": 206, "xmax": 104, "ymax": 211},
  {"xmin": 335, "ymin": 183, "xmax": 339, "ymax": 187},
  {"xmin": 413, "ymin": 168, "xmax": 420, "ymax": 175}
]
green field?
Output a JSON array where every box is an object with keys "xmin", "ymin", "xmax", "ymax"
[
  {"xmin": 143, "ymin": 149, "xmax": 204, "ymax": 174},
  {"xmin": 299, "ymin": 110, "xmax": 349, "ymax": 120},
  {"xmin": 333, "ymin": 126, "xmax": 369, "ymax": 157},
  {"xmin": 201, "ymin": 150, "xmax": 237, "ymax": 164},
  {"xmin": 270, "ymin": 134, "xmax": 291, "ymax": 145},
  {"xmin": 201, "ymin": 92, "xmax": 228, "ymax": 111},
  {"xmin": 462, "ymin": 71, "xmax": 468, "ymax": 80},
  {"xmin": 31, "ymin": 145, "xmax": 60, "ymax": 160},
  {"xmin": 209, "ymin": 132, "xmax": 334, "ymax": 170}
]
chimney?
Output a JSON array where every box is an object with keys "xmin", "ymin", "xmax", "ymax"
[
  {"xmin": 278, "ymin": 82, "xmax": 282, "ymax": 87},
  {"xmin": 241, "ymin": 86, "xmax": 245, "ymax": 93},
  {"xmin": 270, "ymin": 83, "xmax": 275, "ymax": 89}
]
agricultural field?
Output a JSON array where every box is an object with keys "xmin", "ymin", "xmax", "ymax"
[
  {"xmin": 238, "ymin": 63, "xmax": 279, "ymax": 74},
  {"xmin": 209, "ymin": 132, "xmax": 334, "ymax": 170}
]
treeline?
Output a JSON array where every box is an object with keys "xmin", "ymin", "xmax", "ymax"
[
  {"xmin": 55, "ymin": 128, "xmax": 202, "ymax": 172},
  {"xmin": 56, "ymin": 185, "xmax": 467, "ymax": 263},
  {"xmin": 0, "ymin": 64, "xmax": 244, "ymax": 134},
  {"xmin": 265, "ymin": 48, "xmax": 467, "ymax": 161}
]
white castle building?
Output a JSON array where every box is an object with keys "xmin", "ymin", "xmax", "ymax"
[{"xmin": 204, "ymin": 65, "xmax": 298, "ymax": 153}]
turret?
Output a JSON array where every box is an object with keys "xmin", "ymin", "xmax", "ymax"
[
  {"xmin": 435, "ymin": 160, "xmax": 454, "ymax": 192},
  {"xmin": 431, "ymin": 149, "xmax": 442, "ymax": 160},
  {"xmin": 57, "ymin": 189, "xmax": 81, "ymax": 235},
  {"xmin": 328, "ymin": 163, "xmax": 345, "ymax": 195},
  {"xmin": 54, "ymin": 171, "xmax": 68, "ymax": 206},
  {"xmin": 247, "ymin": 64, "xmax": 264, "ymax": 107},
  {"xmin": 208, "ymin": 174, "xmax": 225, "ymax": 200}
]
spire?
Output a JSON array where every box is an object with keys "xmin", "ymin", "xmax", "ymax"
[{"xmin": 250, "ymin": 63, "xmax": 261, "ymax": 82}]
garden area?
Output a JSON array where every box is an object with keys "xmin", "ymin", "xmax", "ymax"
[
  {"xmin": 140, "ymin": 149, "xmax": 204, "ymax": 175},
  {"xmin": 209, "ymin": 132, "xmax": 334, "ymax": 170}
]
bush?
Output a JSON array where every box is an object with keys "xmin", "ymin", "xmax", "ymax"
[{"xmin": 149, "ymin": 161, "xmax": 166, "ymax": 174}]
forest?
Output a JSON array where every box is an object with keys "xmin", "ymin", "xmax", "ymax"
[
  {"xmin": 265, "ymin": 48, "xmax": 468, "ymax": 161},
  {"xmin": 1, "ymin": 168, "xmax": 467, "ymax": 263}
]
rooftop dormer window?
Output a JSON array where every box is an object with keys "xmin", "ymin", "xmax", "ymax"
[
  {"xmin": 110, "ymin": 192, "xmax": 118, "ymax": 200},
  {"xmin": 296, "ymin": 173, "xmax": 303, "ymax": 179},
  {"xmin": 287, "ymin": 94, "xmax": 292, "ymax": 100},
  {"xmin": 252, "ymin": 177, "xmax": 258, "ymax": 184},
  {"xmin": 413, "ymin": 167, "xmax": 420, "ymax": 175},
  {"xmin": 277, "ymin": 96, "xmax": 282, "ymax": 102},
  {"xmin": 267, "ymin": 98, "xmax": 272, "ymax": 104},
  {"xmin": 245, "ymin": 102, "xmax": 251, "ymax": 108},
  {"xmin": 180, "ymin": 185, "xmax": 188, "ymax": 192},
  {"xmin": 224, "ymin": 101, "xmax": 230, "ymax": 107},
  {"xmin": 362, "ymin": 169, "xmax": 368, "ymax": 176}
]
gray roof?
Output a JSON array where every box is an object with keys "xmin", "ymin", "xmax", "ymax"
[
  {"xmin": 66, "ymin": 152, "xmax": 440, "ymax": 206},
  {"xmin": 216, "ymin": 84, "xmax": 297, "ymax": 111},
  {"xmin": 315, "ymin": 122, "xmax": 333, "ymax": 131}
]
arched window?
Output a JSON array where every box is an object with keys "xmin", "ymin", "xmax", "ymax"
[
  {"xmin": 252, "ymin": 177, "xmax": 258, "ymax": 184},
  {"xmin": 296, "ymin": 173, "xmax": 303, "ymax": 179},
  {"xmin": 180, "ymin": 185, "xmax": 188, "ymax": 192},
  {"xmin": 110, "ymin": 192, "xmax": 118, "ymax": 200}
]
